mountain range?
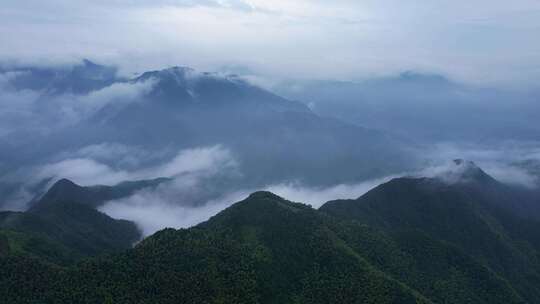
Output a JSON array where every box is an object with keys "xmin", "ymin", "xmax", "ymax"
[
  {"xmin": 275, "ymin": 73, "xmax": 540, "ymax": 142},
  {"xmin": 1, "ymin": 160, "xmax": 539, "ymax": 303},
  {"xmin": 0, "ymin": 60, "xmax": 414, "ymax": 210}
]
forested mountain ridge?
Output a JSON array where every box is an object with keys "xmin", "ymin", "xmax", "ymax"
[
  {"xmin": 0, "ymin": 178, "xmax": 144, "ymax": 265},
  {"xmin": 2, "ymin": 167, "xmax": 538, "ymax": 303},
  {"xmin": 321, "ymin": 162, "xmax": 540, "ymax": 303},
  {"xmin": 1, "ymin": 192, "xmax": 430, "ymax": 304},
  {"xmin": 2, "ymin": 1, "xmax": 540, "ymax": 303}
]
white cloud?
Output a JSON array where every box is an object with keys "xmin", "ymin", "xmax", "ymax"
[
  {"xmin": 99, "ymin": 173, "xmax": 398, "ymax": 236},
  {"xmin": 71, "ymin": 143, "xmax": 148, "ymax": 164},
  {"xmin": 37, "ymin": 158, "xmax": 132, "ymax": 186},
  {"xmin": 36, "ymin": 145, "xmax": 236, "ymax": 187},
  {"xmin": 81, "ymin": 141, "xmax": 540, "ymax": 236},
  {"xmin": 97, "ymin": 141, "xmax": 540, "ymax": 237},
  {"xmin": 481, "ymin": 163, "xmax": 538, "ymax": 188},
  {"xmin": 62, "ymin": 142, "xmax": 172, "ymax": 170},
  {"xmin": 0, "ymin": 187, "xmax": 35, "ymax": 212},
  {"xmin": 54, "ymin": 78, "xmax": 156, "ymax": 124},
  {"xmin": 100, "ymin": 189, "xmax": 249, "ymax": 236},
  {"xmin": 0, "ymin": 75, "xmax": 155, "ymax": 138},
  {"xmin": 76, "ymin": 79, "xmax": 155, "ymax": 114},
  {"xmin": 140, "ymin": 145, "xmax": 237, "ymax": 178},
  {"xmin": 265, "ymin": 177, "xmax": 396, "ymax": 208},
  {"xmin": 419, "ymin": 142, "xmax": 540, "ymax": 188}
]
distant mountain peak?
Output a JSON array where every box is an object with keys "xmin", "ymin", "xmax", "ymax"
[
  {"xmin": 136, "ymin": 66, "xmax": 197, "ymax": 83},
  {"xmin": 30, "ymin": 177, "xmax": 169, "ymax": 211},
  {"xmin": 46, "ymin": 178, "xmax": 82, "ymax": 195},
  {"xmin": 54, "ymin": 178, "xmax": 79, "ymax": 187},
  {"xmin": 0, "ymin": 59, "xmax": 118, "ymax": 94},
  {"xmin": 29, "ymin": 178, "xmax": 84, "ymax": 211},
  {"xmin": 247, "ymin": 191, "xmax": 284, "ymax": 201},
  {"xmin": 452, "ymin": 158, "xmax": 480, "ymax": 172},
  {"xmin": 435, "ymin": 159, "xmax": 497, "ymax": 186},
  {"xmin": 81, "ymin": 58, "xmax": 99, "ymax": 67},
  {"xmin": 452, "ymin": 158, "xmax": 485, "ymax": 175},
  {"xmin": 201, "ymin": 191, "xmax": 313, "ymax": 229}
]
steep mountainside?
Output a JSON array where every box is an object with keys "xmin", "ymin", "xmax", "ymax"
[
  {"xmin": 0, "ymin": 179, "xmax": 142, "ymax": 264},
  {"xmin": 321, "ymin": 162, "xmax": 540, "ymax": 303},
  {"xmin": 33, "ymin": 177, "xmax": 169, "ymax": 209},
  {"xmin": 0, "ymin": 192, "xmax": 429, "ymax": 304},
  {"xmin": 52, "ymin": 66, "xmax": 411, "ymax": 185}
]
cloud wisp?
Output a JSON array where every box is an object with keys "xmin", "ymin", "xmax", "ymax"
[
  {"xmin": 97, "ymin": 142, "xmax": 540, "ymax": 237},
  {"xmin": 36, "ymin": 145, "xmax": 235, "ymax": 187},
  {"xmin": 419, "ymin": 142, "xmax": 540, "ymax": 188},
  {"xmin": 0, "ymin": 74, "xmax": 156, "ymax": 138},
  {"xmin": 99, "ymin": 174, "xmax": 399, "ymax": 236}
]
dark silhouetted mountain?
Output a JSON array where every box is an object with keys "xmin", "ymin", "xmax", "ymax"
[
  {"xmin": 133, "ymin": 66, "xmax": 309, "ymax": 113},
  {"xmin": 321, "ymin": 166, "xmax": 540, "ymax": 303},
  {"xmin": 0, "ymin": 197, "xmax": 140, "ymax": 263},
  {"xmin": 0, "ymin": 59, "xmax": 119, "ymax": 95},
  {"xmin": 0, "ymin": 178, "xmax": 143, "ymax": 264},
  {"xmin": 33, "ymin": 177, "xmax": 169, "ymax": 209},
  {"xmin": 275, "ymin": 73, "xmax": 540, "ymax": 142}
]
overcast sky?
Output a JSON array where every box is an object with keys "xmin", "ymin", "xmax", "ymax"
[{"xmin": 1, "ymin": 0, "xmax": 540, "ymax": 86}]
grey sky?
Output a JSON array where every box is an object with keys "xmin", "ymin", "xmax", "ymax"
[{"xmin": 1, "ymin": 0, "xmax": 539, "ymax": 86}]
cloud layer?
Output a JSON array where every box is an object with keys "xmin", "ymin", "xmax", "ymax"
[
  {"xmin": 37, "ymin": 145, "xmax": 235, "ymax": 187},
  {"xmin": 99, "ymin": 178, "xmax": 398, "ymax": 236},
  {"xmin": 1, "ymin": 1, "xmax": 539, "ymax": 86},
  {"xmin": 96, "ymin": 140, "xmax": 540, "ymax": 237}
]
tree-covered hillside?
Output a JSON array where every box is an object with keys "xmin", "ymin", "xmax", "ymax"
[
  {"xmin": 321, "ymin": 168, "xmax": 540, "ymax": 303},
  {"xmin": 2, "ymin": 180, "xmax": 538, "ymax": 303},
  {"xmin": 0, "ymin": 179, "xmax": 142, "ymax": 265}
]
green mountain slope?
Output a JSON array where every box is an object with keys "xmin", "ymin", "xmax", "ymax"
[
  {"xmin": 320, "ymin": 172, "xmax": 540, "ymax": 303},
  {"xmin": 0, "ymin": 179, "xmax": 142, "ymax": 265},
  {"xmin": 1, "ymin": 192, "xmax": 432, "ymax": 304},
  {"xmin": 1, "ymin": 161, "xmax": 539, "ymax": 303},
  {"xmin": 1, "ymin": 189, "xmax": 532, "ymax": 303}
]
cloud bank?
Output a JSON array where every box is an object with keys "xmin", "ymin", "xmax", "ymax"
[
  {"xmin": 0, "ymin": 74, "xmax": 155, "ymax": 138},
  {"xmin": 95, "ymin": 141, "xmax": 540, "ymax": 237},
  {"xmin": 99, "ymin": 174, "xmax": 399, "ymax": 236},
  {"xmin": 1, "ymin": 1, "xmax": 539, "ymax": 86},
  {"xmin": 36, "ymin": 145, "xmax": 235, "ymax": 187}
]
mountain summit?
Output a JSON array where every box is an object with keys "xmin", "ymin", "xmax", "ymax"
[
  {"xmin": 320, "ymin": 165, "xmax": 540, "ymax": 302},
  {"xmin": 438, "ymin": 159, "xmax": 497, "ymax": 185}
]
